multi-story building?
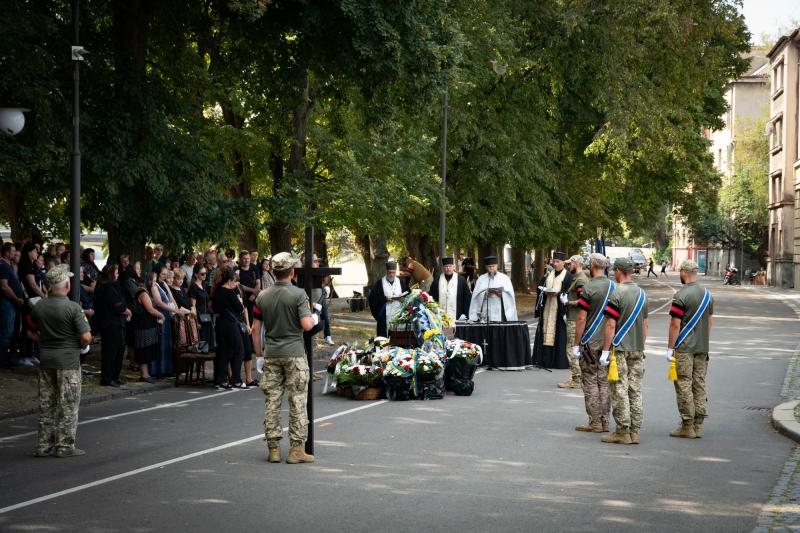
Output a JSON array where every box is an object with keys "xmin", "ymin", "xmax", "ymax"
[
  {"xmin": 767, "ymin": 30, "xmax": 800, "ymax": 287},
  {"xmin": 672, "ymin": 50, "xmax": 769, "ymax": 276}
]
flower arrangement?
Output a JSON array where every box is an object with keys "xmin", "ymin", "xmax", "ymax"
[
  {"xmin": 445, "ymin": 339, "xmax": 484, "ymax": 365},
  {"xmin": 389, "ymin": 289, "xmax": 448, "ymax": 348}
]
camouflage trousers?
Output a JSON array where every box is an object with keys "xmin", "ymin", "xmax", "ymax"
[
  {"xmin": 566, "ymin": 320, "xmax": 581, "ymax": 382},
  {"xmin": 609, "ymin": 350, "xmax": 645, "ymax": 434},
  {"xmin": 260, "ymin": 357, "xmax": 309, "ymax": 448},
  {"xmin": 673, "ymin": 351, "xmax": 709, "ymax": 424},
  {"xmin": 579, "ymin": 342, "xmax": 609, "ymax": 426},
  {"xmin": 37, "ymin": 368, "xmax": 82, "ymax": 455}
]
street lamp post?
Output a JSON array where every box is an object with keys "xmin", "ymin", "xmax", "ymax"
[
  {"xmin": 439, "ymin": 88, "xmax": 448, "ymax": 268},
  {"xmin": 70, "ymin": 0, "xmax": 85, "ymax": 302}
]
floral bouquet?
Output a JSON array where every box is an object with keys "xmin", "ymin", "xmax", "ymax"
[
  {"xmin": 389, "ymin": 289, "xmax": 448, "ymax": 348},
  {"xmin": 445, "ymin": 339, "xmax": 483, "ymax": 365}
]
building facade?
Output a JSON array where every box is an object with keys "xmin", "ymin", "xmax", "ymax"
[
  {"xmin": 767, "ymin": 31, "xmax": 800, "ymax": 288},
  {"xmin": 672, "ymin": 50, "xmax": 769, "ymax": 276}
]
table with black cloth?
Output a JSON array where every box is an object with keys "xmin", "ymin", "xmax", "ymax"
[{"xmin": 454, "ymin": 321, "xmax": 532, "ymax": 370}]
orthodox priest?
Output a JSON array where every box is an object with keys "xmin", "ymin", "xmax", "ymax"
[
  {"xmin": 532, "ymin": 251, "xmax": 573, "ymax": 369},
  {"xmin": 429, "ymin": 257, "xmax": 472, "ymax": 321},
  {"xmin": 468, "ymin": 256, "xmax": 518, "ymax": 322},
  {"xmin": 367, "ymin": 260, "xmax": 408, "ymax": 337}
]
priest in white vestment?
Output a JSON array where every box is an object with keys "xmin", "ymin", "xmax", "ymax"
[
  {"xmin": 367, "ymin": 260, "xmax": 407, "ymax": 337},
  {"xmin": 468, "ymin": 256, "xmax": 518, "ymax": 322},
  {"xmin": 429, "ymin": 257, "xmax": 472, "ymax": 320}
]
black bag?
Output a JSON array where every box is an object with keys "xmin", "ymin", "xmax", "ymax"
[
  {"xmin": 445, "ymin": 357, "xmax": 478, "ymax": 396},
  {"xmin": 198, "ymin": 313, "xmax": 212, "ymax": 324}
]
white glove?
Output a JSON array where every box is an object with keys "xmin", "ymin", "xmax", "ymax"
[
  {"xmin": 600, "ymin": 350, "xmax": 610, "ymax": 367},
  {"xmin": 559, "ymin": 293, "xmax": 568, "ymax": 305},
  {"xmin": 665, "ymin": 348, "xmax": 675, "ymax": 362},
  {"xmin": 571, "ymin": 345, "xmax": 581, "ymax": 359},
  {"xmin": 311, "ymin": 313, "xmax": 320, "ymax": 326},
  {"xmin": 256, "ymin": 357, "xmax": 265, "ymax": 373},
  {"xmin": 324, "ymin": 286, "xmax": 331, "ymax": 298},
  {"xmin": 312, "ymin": 302, "xmax": 323, "ymax": 312}
]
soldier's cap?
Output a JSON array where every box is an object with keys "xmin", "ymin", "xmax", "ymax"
[
  {"xmin": 271, "ymin": 252, "xmax": 297, "ymax": 270},
  {"xmin": 680, "ymin": 260, "xmax": 699, "ymax": 273},
  {"xmin": 46, "ymin": 264, "xmax": 73, "ymax": 285},
  {"xmin": 588, "ymin": 253, "xmax": 608, "ymax": 268},
  {"xmin": 612, "ymin": 257, "xmax": 633, "ymax": 273},
  {"xmin": 567, "ymin": 254, "xmax": 583, "ymax": 264}
]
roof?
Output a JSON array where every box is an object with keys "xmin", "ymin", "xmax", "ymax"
[{"xmin": 767, "ymin": 27, "xmax": 800, "ymax": 58}]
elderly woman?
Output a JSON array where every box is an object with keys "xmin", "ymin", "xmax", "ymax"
[
  {"xmin": 93, "ymin": 263, "xmax": 131, "ymax": 386},
  {"xmin": 170, "ymin": 268, "xmax": 194, "ymax": 313},
  {"xmin": 149, "ymin": 265, "xmax": 179, "ymax": 377}
]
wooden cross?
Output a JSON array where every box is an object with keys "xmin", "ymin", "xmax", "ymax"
[{"xmin": 296, "ymin": 229, "xmax": 342, "ymax": 455}]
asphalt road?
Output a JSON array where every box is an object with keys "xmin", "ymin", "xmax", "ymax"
[{"xmin": 0, "ymin": 276, "xmax": 797, "ymax": 532}]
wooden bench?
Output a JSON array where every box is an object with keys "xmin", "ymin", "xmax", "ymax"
[{"xmin": 174, "ymin": 349, "xmax": 216, "ymax": 387}]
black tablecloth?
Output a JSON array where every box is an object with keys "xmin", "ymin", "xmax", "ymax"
[{"xmin": 455, "ymin": 321, "xmax": 531, "ymax": 370}]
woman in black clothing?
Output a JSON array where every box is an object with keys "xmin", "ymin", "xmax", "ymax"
[
  {"xmin": 93, "ymin": 263, "xmax": 131, "ymax": 386},
  {"xmin": 189, "ymin": 264, "xmax": 215, "ymax": 351},
  {"xmin": 18, "ymin": 242, "xmax": 46, "ymax": 365},
  {"xmin": 211, "ymin": 266, "xmax": 247, "ymax": 389}
]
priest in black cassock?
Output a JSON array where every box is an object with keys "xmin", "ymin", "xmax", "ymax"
[
  {"xmin": 532, "ymin": 251, "xmax": 573, "ymax": 369},
  {"xmin": 367, "ymin": 260, "xmax": 408, "ymax": 337},
  {"xmin": 429, "ymin": 257, "xmax": 472, "ymax": 321}
]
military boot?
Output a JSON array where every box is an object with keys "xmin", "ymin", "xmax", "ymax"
[
  {"xmin": 669, "ymin": 422, "xmax": 696, "ymax": 439},
  {"xmin": 693, "ymin": 422, "xmax": 703, "ymax": 438},
  {"xmin": 629, "ymin": 432, "xmax": 639, "ymax": 444},
  {"xmin": 286, "ymin": 444, "xmax": 315, "ymax": 464},
  {"xmin": 601, "ymin": 431, "xmax": 632, "ymax": 444},
  {"xmin": 267, "ymin": 446, "xmax": 281, "ymax": 463},
  {"xmin": 569, "ymin": 379, "xmax": 583, "ymax": 389},
  {"xmin": 557, "ymin": 379, "xmax": 576, "ymax": 389},
  {"xmin": 575, "ymin": 422, "xmax": 603, "ymax": 432}
]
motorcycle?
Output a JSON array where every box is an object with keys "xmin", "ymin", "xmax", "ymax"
[{"xmin": 723, "ymin": 268, "xmax": 741, "ymax": 286}]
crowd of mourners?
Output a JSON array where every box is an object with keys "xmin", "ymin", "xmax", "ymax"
[{"xmin": 0, "ymin": 241, "xmax": 334, "ymax": 390}]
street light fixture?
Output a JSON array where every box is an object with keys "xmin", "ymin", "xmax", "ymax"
[{"xmin": 0, "ymin": 108, "xmax": 30, "ymax": 136}]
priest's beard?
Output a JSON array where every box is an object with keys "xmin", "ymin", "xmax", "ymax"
[
  {"xmin": 488, "ymin": 272, "xmax": 496, "ymax": 279},
  {"xmin": 386, "ymin": 274, "xmax": 395, "ymax": 283}
]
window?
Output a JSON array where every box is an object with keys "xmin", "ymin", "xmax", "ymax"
[
  {"xmin": 771, "ymin": 117, "xmax": 783, "ymax": 150},
  {"xmin": 773, "ymin": 60, "xmax": 784, "ymax": 94},
  {"xmin": 772, "ymin": 172, "xmax": 783, "ymax": 204}
]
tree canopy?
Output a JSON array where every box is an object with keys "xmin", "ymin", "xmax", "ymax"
[{"xmin": 0, "ymin": 0, "xmax": 751, "ymax": 277}]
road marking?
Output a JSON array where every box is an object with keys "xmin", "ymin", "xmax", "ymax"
[
  {"xmin": 0, "ymin": 400, "xmax": 387, "ymax": 514},
  {"xmin": 0, "ymin": 390, "xmax": 239, "ymax": 443}
]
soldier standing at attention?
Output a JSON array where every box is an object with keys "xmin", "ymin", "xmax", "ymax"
[
  {"xmin": 600, "ymin": 258, "xmax": 648, "ymax": 445},
  {"xmin": 666, "ymin": 260, "xmax": 713, "ymax": 439},
  {"xmin": 251, "ymin": 252, "xmax": 320, "ymax": 464},
  {"xmin": 572, "ymin": 253, "xmax": 613, "ymax": 432},
  {"xmin": 30, "ymin": 265, "xmax": 92, "ymax": 457},
  {"xmin": 559, "ymin": 255, "xmax": 589, "ymax": 389}
]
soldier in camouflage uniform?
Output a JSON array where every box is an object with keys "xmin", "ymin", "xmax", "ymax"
[
  {"xmin": 560, "ymin": 255, "xmax": 589, "ymax": 389},
  {"xmin": 251, "ymin": 252, "xmax": 320, "ymax": 464},
  {"xmin": 600, "ymin": 258, "xmax": 648, "ymax": 445},
  {"xmin": 30, "ymin": 265, "xmax": 92, "ymax": 458},
  {"xmin": 572, "ymin": 253, "xmax": 612, "ymax": 432},
  {"xmin": 666, "ymin": 260, "xmax": 713, "ymax": 439}
]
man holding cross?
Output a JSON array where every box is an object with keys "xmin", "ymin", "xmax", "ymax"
[{"xmin": 252, "ymin": 252, "xmax": 320, "ymax": 464}]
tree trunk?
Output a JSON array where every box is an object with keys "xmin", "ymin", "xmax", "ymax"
[
  {"xmin": 534, "ymin": 247, "xmax": 547, "ymax": 282},
  {"xmin": 510, "ymin": 246, "xmax": 527, "ymax": 292},
  {"xmin": 107, "ymin": 222, "xmax": 146, "ymax": 264},
  {"xmin": 355, "ymin": 233, "xmax": 390, "ymax": 289},
  {"xmin": 477, "ymin": 242, "xmax": 496, "ymax": 270},
  {"xmin": 405, "ymin": 233, "xmax": 437, "ymax": 273},
  {"xmin": 314, "ymin": 227, "xmax": 328, "ymax": 264}
]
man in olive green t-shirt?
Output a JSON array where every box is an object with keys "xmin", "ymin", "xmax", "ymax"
[
  {"xmin": 560, "ymin": 255, "xmax": 589, "ymax": 389},
  {"xmin": 30, "ymin": 265, "xmax": 92, "ymax": 458},
  {"xmin": 666, "ymin": 260, "xmax": 714, "ymax": 439},
  {"xmin": 600, "ymin": 258, "xmax": 648, "ymax": 445},
  {"xmin": 252, "ymin": 252, "xmax": 319, "ymax": 464}
]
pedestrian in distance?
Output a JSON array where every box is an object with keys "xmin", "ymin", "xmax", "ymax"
[
  {"xmin": 600, "ymin": 257, "xmax": 648, "ymax": 445},
  {"xmin": 666, "ymin": 260, "xmax": 713, "ymax": 439},
  {"xmin": 660, "ymin": 261, "xmax": 668, "ymax": 278},
  {"xmin": 251, "ymin": 252, "xmax": 320, "ymax": 464},
  {"xmin": 29, "ymin": 265, "xmax": 92, "ymax": 457},
  {"xmin": 646, "ymin": 258, "xmax": 657, "ymax": 278}
]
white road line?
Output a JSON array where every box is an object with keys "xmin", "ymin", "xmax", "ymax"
[
  {"xmin": 0, "ymin": 390, "xmax": 238, "ymax": 443},
  {"xmin": 0, "ymin": 400, "xmax": 387, "ymax": 515}
]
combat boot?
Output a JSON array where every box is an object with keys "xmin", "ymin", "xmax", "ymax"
[
  {"xmin": 557, "ymin": 379, "xmax": 576, "ymax": 389},
  {"xmin": 669, "ymin": 422, "xmax": 696, "ymax": 439},
  {"xmin": 286, "ymin": 444, "xmax": 314, "ymax": 464},
  {"xmin": 569, "ymin": 379, "xmax": 583, "ymax": 389},
  {"xmin": 629, "ymin": 432, "xmax": 639, "ymax": 444},
  {"xmin": 575, "ymin": 422, "xmax": 603, "ymax": 432},
  {"xmin": 267, "ymin": 446, "xmax": 281, "ymax": 463},
  {"xmin": 693, "ymin": 423, "xmax": 703, "ymax": 438},
  {"xmin": 601, "ymin": 431, "xmax": 632, "ymax": 444}
]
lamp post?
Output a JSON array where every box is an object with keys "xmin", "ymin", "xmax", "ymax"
[
  {"xmin": 438, "ymin": 88, "xmax": 448, "ymax": 268},
  {"xmin": 70, "ymin": 0, "xmax": 86, "ymax": 302}
]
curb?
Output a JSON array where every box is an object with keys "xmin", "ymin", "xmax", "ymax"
[
  {"xmin": 772, "ymin": 400, "xmax": 800, "ymax": 443},
  {"xmin": 0, "ymin": 379, "xmax": 175, "ymax": 421}
]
